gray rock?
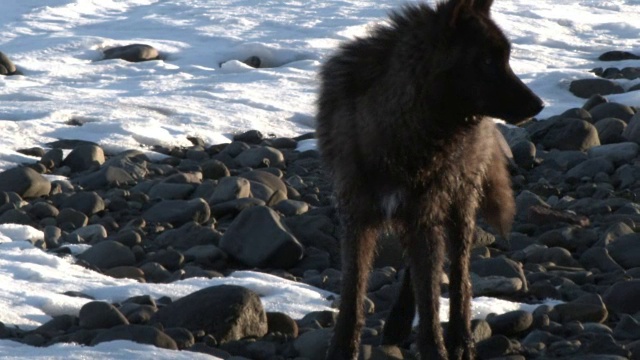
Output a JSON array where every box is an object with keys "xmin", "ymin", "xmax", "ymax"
[
  {"xmin": 209, "ymin": 176, "xmax": 251, "ymax": 204},
  {"xmin": 552, "ymin": 294, "xmax": 608, "ymax": 324},
  {"xmin": 579, "ymin": 247, "xmax": 624, "ymax": 273},
  {"xmin": 595, "ymin": 118, "xmax": 627, "ymax": 144},
  {"xmin": 293, "ymin": 328, "xmax": 331, "ymax": 360},
  {"xmin": 512, "ymin": 141, "xmax": 536, "ymax": 169},
  {"xmin": 142, "ymin": 198, "xmax": 210, "ymax": 226},
  {"xmin": 91, "ymin": 324, "xmax": 177, "ymax": 349},
  {"xmin": 487, "ymin": 310, "xmax": 533, "ymax": 336},
  {"xmin": 71, "ymin": 224, "xmax": 108, "ymax": 243},
  {"xmin": 0, "ymin": 51, "xmax": 18, "ymax": 75},
  {"xmin": 63, "ymin": 144, "xmax": 105, "ymax": 173},
  {"xmin": 471, "ymin": 274, "xmax": 523, "ymax": 297},
  {"xmin": 151, "ymin": 285, "xmax": 268, "ymax": 344},
  {"xmin": 0, "ymin": 167, "xmax": 51, "ymax": 199},
  {"xmin": 201, "ymin": 159, "xmax": 230, "ymax": 180},
  {"xmin": 475, "ymin": 335, "xmax": 513, "ymax": 359},
  {"xmin": 219, "ymin": 206, "xmax": 303, "ymax": 268},
  {"xmin": 566, "ymin": 157, "xmax": 614, "ymax": 180},
  {"xmin": 0, "ymin": 209, "xmax": 33, "ymax": 226},
  {"xmin": 606, "ymin": 233, "xmax": 640, "ymax": 269},
  {"xmin": 599, "ymin": 51, "xmax": 640, "ymax": 61},
  {"xmin": 590, "ymin": 102, "xmax": 635, "ymax": 123},
  {"xmin": 56, "ymin": 208, "xmax": 89, "ymax": 230},
  {"xmin": 148, "ymin": 183, "xmax": 194, "ymax": 200},
  {"xmin": 77, "ymin": 240, "xmax": 136, "ymax": 269},
  {"xmin": 603, "ymin": 280, "xmax": 640, "ymax": 315},
  {"xmin": 539, "ymin": 118, "xmax": 600, "ymax": 151},
  {"xmin": 79, "ymin": 301, "xmax": 129, "ymax": 329},
  {"xmin": 154, "ymin": 221, "xmax": 222, "ymax": 250},
  {"xmin": 103, "ymin": 44, "xmax": 160, "ymax": 62},
  {"xmin": 60, "ymin": 191, "xmax": 105, "ymax": 216},
  {"xmin": 622, "ymin": 112, "xmax": 640, "ymax": 144},
  {"xmin": 515, "ymin": 190, "xmax": 549, "ymax": 221},
  {"xmin": 235, "ymin": 146, "xmax": 285, "ymax": 169},
  {"xmin": 587, "ymin": 142, "xmax": 639, "ymax": 164},
  {"xmin": 613, "ymin": 314, "xmax": 640, "ymax": 340},
  {"xmin": 471, "ymin": 257, "xmax": 527, "ymax": 292},
  {"xmin": 272, "ymin": 199, "xmax": 309, "ymax": 216},
  {"xmin": 240, "ymin": 170, "xmax": 287, "ymax": 195},
  {"xmin": 569, "ymin": 78, "xmax": 624, "ymax": 99},
  {"xmin": 523, "ymin": 246, "xmax": 581, "ymax": 267},
  {"xmin": 73, "ymin": 166, "xmax": 136, "ymax": 190},
  {"xmin": 183, "ymin": 245, "xmax": 227, "ymax": 268}
]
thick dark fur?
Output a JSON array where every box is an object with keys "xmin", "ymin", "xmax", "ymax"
[{"xmin": 316, "ymin": 0, "xmax": 543, "ymax": 359}]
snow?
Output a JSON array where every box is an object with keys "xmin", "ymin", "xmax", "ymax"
[{"xmin": 0, "ymin": 0, "xmax": 638, "ymax": 358}]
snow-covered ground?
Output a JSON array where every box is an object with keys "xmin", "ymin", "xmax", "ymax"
[{"xmin": 0, "ymin": 0, "xmax": 639, "ymax": 358}]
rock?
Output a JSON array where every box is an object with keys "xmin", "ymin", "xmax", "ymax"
[
  {"xmin": 599, "ymin": 51, "xmax": 640, "ymax": 61},
  {"xmin": 515, "ymin": 191, "xmax": 549, "ymax": 221},
  {"xmin": 142, "ymin": 198, "xmax": 210, "ymax": 226},
  {"xmin": 595, "ymin": 118, "xmax": 627, "ymax": 144},
  {"xmin": 234, "ymin": 130, "xmax": 264, "ymax": 144},
  {"xmin": 219, "ymin": 206, "xmax": 303, "ymax": 269},
  {"xmin": 622, "ymin": 113, "xmax": 640, "ymax": 144},
  {"xmin": 71, "ymin": 224, "xmax": 108, "ymax": 243},
  {"xmin": 606, "ymin": 233, "xmax": 640, "ymax": 269},
  {"xmin": 240, "ymin": 170, "xmax": 287, "ymax": 196},
  {"xmin": 566, "ymin": 157, "xmax": 614, "ymax": 180},
  {"xmin": 475, "ymin": 335, "xmax": 513, "ymax": 359},
  {"xmin": 579, "ymin": 247, "xmax": 624, "ymax": 273},
  {"xmin": 60, "ymin": 191, "xmax": 105, "ymax": 216},
  {"xmin": 235, "ymin": 146, "xmax": 285, "ymax": 169},
  {"xmin": 73, "ymin": 166, "xmax": 136, "ymax": 190},
  {"xmin": 471, "ymin": 257, "xmax": 527, "ymax": 292},
  {"xmin": 587, "ymin": 142, "xmax": 639, "ymax": 164},
  {"xmin": 589, "ymin": 102, "xmax": 635, "ymax": 123},
  {"xmin": 201, "ymin": 159, "xmax": 230, "ymax": 180},
  {"xmin": 266, "ymin": 312, "xmax": 298, "ymax": 338},
  {"xmin": 471, "ymin": 274, "xmax": 523, "ymax": 297},
  {"xmin": 569, "ymin": 78, "xmax": 624, "ymax": 98},
  {"xmin": 163, "ymin": 327, "xmax": 195, "ymax": 349},
  {"xmin": 0, "ymin": 51, "xmax": 19, "ymax": 75},
  {"xmin": 209, "ymin": 176, "xmax": 251, "ymax": 204},
  {"xmin": 63, "ymin": 144, "xmax": 105, "ymax": 173},
  {"xmin": 511, "ymin": 141, "xmax": 536, "ymax": 169},
  {"xmin": 77, "ymin": 240, "xmax": 136, "ymax": 269},
  {"xmin": 539, "ymin": 118, "xmax": 600, "ymax": 151},
  {"xmin": 527, "ymin": 206, "xmax": 590, "ymax": 227},
  {"xmin": 103, "ymin": 44, "xmax": 160, "ymax": 62},
  {"xmin": 603, "ymin": 280, "xmax": 640, "ymax": 315},
  {"xmin": 486, "ymin": 310, "xmax": 533, "ymax": 337},
  {"xmin": 154, "ymin": 221, "xmax": 222, "ymax": 250},
  {"xmin": 79, "ymin": 301, "xmax": 129, "ymax": 329},
  {"xmin": 148, "ymin": 182, "xmax": 194, "ymax": 200},
  {"xmin": 91, "ymin": 324, "xmax": 177, "ymax": 349},
  {"xmin": 57, "ymin": 208, "xmax": 89, "ymax": 230},
  {"xmin": 272, "ymin": 199, "xmax": 309, "ymax": 216},
  {"xmin": 293, "ymin": 328, "xmax": 332, "ymax": 360},
  {"xmin": 613, "ymin": 314, "xmax": 640, "ymax": 340},
  {"xmin": 151, "ymin": 285, "xmax": 268, "ymax": 344},
  {"xmin": 552, "ymin": 294, "xmax": 608, "ymax": 324},
  {"xmin": 0, "ymin": 167, "xmax": 51, "ymax": 199}
]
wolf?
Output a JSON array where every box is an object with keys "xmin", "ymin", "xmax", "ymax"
[{"xmin": 315, "ymin": 0, "xmax": 543, "ymax": 359}]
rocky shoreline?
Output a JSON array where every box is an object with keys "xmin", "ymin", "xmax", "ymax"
[{"xmin": 0, "ymin": 59, "xmax": 640, "ymax": 359}]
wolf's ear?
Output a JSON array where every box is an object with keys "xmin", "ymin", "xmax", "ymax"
[
  {"xmin": 442, "ymin": 0, "xmax": 472, "ymax": 27},
  {"xmin": 442, "ymin": 0, "xmax": 493, "ymax": 26},
  {"xmin": 472, "ymin": 0, "xmax": 494, "ymax": 15}
]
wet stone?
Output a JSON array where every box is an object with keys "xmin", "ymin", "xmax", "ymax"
[{"xmin": 77, "ymin": 240, "xmax": 136, "ymax": 270}]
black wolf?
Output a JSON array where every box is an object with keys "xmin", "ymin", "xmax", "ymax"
[{"xmin": 316, "ymin": 0, "xmax": 543, "ymax": 359}]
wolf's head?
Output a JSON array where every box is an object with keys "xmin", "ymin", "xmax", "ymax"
[{"xmin": 429, "ymin": 0, "xmax": 544, "ymax": 124}]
